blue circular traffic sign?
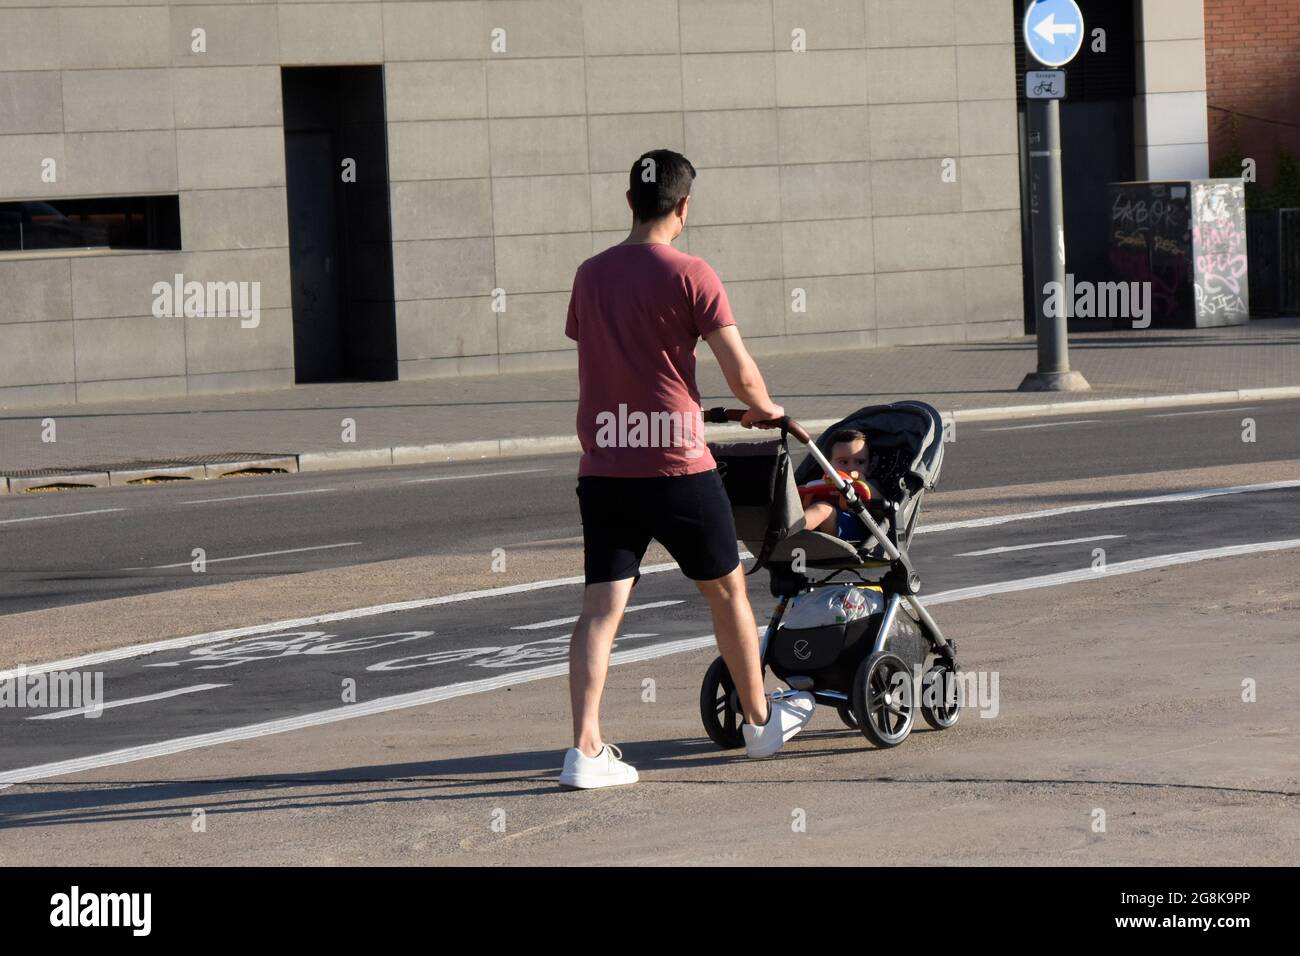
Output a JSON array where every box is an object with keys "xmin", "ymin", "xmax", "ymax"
[{"xmin": 1023, "ymin": 0, "xmax": 1085, "ymax": 68}]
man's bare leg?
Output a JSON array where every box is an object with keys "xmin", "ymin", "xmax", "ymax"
[
  {"xmin": 696, "ymin": 564, "xmax": 770, "ymax": 725},
  {"xmin": 569, "ymin": 577, "xmax": 635, "ymax": 757}
]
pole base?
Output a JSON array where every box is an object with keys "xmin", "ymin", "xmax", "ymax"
[{"xmin": 1017, "ymin": 370, "xmax": 1092, "ymax": 392}]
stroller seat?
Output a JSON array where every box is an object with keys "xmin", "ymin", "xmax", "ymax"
[
  {"xmin": 767, "ymin": 528, "xmax": 893, "ymax": 569},
  {"xmin": 711, "ymin": 400, "xmax": 942, "ymax": 578}
]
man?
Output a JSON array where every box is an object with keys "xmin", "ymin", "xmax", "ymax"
[{"xmin": 559, "ymin": 149, "xmax": 815, "ymax": 789}]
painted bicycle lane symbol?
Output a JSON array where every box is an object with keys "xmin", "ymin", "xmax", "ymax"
[
  {"xmin": 367, "ymin": 632, "xmax": 659, "ymax": 672},
  {"xmin": 143, "ymin": 630, "xmax": 434, "ymax": 670},
  {"xmin": 141, "ymin": 629, "xmax": 660, "ymax": 672}
]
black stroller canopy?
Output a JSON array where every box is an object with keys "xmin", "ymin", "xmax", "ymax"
[{"xmin": 792, "ymin": 400, "xmax": 945, "ymax": 497}]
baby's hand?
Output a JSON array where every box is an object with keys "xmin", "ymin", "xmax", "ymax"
[{"xmin": 838, "ymin": 473, "xmax": 872, "ymax": 509}]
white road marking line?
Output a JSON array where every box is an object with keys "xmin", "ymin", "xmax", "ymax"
[
  {"xmin": 401, "ymin": 468, "xmax": 550, "ymax": 484},
  {"xmin": 0, "ymin": 508, "xmax": 125, "ymax": 526},
  {"xmin": 511, "ymin": 600, "xmax": 683, "ymax": 630},
  {"xmin": 920, "ymin": 479, "xmax": 1300, "ymax": 534},
  {"xmin": 983, "ymin": 419, "xmax": 1102, "ymax": 431},
  {"xmin": 923, "ymin": 538, "xmax": 1300, "ymax": 606},
  {"xmin": 506, "ymin": 535, "xmax": 584, "ymax": 547},
  {"xmin": 1147, "ymin": 406, "xmax": 1258, "ymax": 418},
  {"xmin": 0, "ymin": 560, "xmax": 686, "ymax": 680},
  {"xmin": 955, "ymin": 534, "xmax": 1124, "ymax": 557},
  {"xmin": 3, "ymin": 537, "xmax": 1297, "ymax": 785},
  {"xmin": 130, "ymin": 542, "xmax": 362, "ymax": 571},
  {"xmin": 26, "ymin": 683, "xmax": 227, "ymax": 721},
  {"xmin": 181, "ymin": 488, "xmax": 336, "ymax": 505}
]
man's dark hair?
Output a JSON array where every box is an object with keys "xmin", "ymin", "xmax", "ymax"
[{"xmin": 628, "ymin": 149, "xmax": 696, "ymax": 223}]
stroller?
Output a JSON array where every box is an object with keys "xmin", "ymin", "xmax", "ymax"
[{"xmin": 698, "ymin": 402, "xmax": 960, "ymax": 749}]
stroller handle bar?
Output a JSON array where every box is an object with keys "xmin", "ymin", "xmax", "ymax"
[
  {"xmin": 702, "ymin": 406, "xmax": 811, "ymax": 443},
  {"xmin": 702, "ymin": 406, "xmax": 904, "ymax": 565}
]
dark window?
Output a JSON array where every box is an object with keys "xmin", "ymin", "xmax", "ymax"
[{"xmin": 0, "ymin": 195, "xmax": 181, "ymax": 253}]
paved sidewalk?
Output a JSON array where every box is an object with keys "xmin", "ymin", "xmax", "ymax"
[{"xmin": 2, "ymin": 320, "xmax": 1298, "ymax": 479}]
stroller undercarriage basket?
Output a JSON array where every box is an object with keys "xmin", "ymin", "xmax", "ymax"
[{"xmin": 701, "ymin": 401, "xmax": 959, "ymax": 751}]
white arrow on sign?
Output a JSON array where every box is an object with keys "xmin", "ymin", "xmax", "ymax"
[{"xmin": 1033, "ymin": 12, "xmax": 1078, "ymax": 43}]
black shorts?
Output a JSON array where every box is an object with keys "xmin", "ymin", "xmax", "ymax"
[{"xmin": 576, "ymin": 470, "xmax": 740, "ymax": 585}]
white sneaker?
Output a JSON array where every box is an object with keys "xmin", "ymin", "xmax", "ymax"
[
  {"xmin": 743, "ymin": 692, "xmax": 815, "ymax": 758},
  {"xmin": 558, "ymin": 744, "xmax": 639, "ymax": 789}
]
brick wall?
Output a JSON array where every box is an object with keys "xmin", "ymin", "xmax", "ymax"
[{"xmin": 1203, "ymin": 0, "xmax": 1300, "ymax": 184}]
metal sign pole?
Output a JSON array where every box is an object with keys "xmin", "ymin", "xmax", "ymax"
[
  {"xmin": 1021, "ymin": 96, "xmax": 1087, "ymax": 388},
  {"xmin": 1018, "ymin": 0, "xmax": 1090, "ymax": 392}
]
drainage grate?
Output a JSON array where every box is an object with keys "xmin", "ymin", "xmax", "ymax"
[
  {"xmin": 1, "ymin": 468, "xmax": 103, "ymax": 479},
  {"xmin": 1, "ymin": 453, "xmax": 294, "ymax": 479}
]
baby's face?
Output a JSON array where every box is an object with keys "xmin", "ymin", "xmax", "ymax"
[{"xmin": 831, "ymin": 438, "xmax": 868, "ymax": 476}]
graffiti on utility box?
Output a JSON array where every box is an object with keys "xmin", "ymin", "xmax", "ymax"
[
  {"xmin": 1108, "ymin": 185, "xmax": 1190, "ymax": 323},
  {"xmin": 1106, "ymin": 179, "xmax": 1249, "ymax": 329},
  {"xmin": 1192, "ymin": 182, "xmax": 1249, "ymax": 323}
]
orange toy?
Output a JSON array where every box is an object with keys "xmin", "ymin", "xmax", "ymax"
[{"xmin": 798, "ymin": 470, "xmax": 873, "ymax": 508}]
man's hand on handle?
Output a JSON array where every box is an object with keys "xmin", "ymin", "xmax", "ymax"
[{"xmin": 741, "ymin": 403, "xmax": 785, "ymax": 429}]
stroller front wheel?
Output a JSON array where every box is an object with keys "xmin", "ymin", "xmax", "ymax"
[
  {"xmin": 836, "ymin": 705, "xmax": 859, "ymax": 729},
  {"xmin": 920, "ymin": 661, "xmax": 961, "ymax": 730},
  {"xmin": 699, "ymin": 656, "xmax": 747, "ymax": 749},
  {"xmin": 852, "ymin": 651, "xmax": 915, "ymax": 748}
]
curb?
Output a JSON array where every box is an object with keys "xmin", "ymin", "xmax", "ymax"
[
  {"xmin": 944, "ymin": 388, "xmax": 1297, "ymax": 422},
  {"xmin": 3, "ymin": 386, "xmax": 1298, "ymax": 491},
  {"xmin": 296, "ymin": 448, "xmax": 393, "ymax": 472}
]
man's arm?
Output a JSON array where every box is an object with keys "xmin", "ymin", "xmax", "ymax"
[{"xmin": 703, "ymin": 325, "xmax": 785, "ymax": 428}]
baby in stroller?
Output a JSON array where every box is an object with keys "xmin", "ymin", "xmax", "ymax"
[{"xmin": 799, "ymin": 428, "xmax": 883, "ymax": 545}]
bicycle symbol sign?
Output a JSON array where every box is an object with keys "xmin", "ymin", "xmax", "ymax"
[{"xmin": 1026, "ymin": 70, "xmax": 1066, "ymax": 100}]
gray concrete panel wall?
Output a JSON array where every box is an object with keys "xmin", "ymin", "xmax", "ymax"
[{"xmin": 0, "ymin": 0, "xmax": 1042, "ymax": 406}]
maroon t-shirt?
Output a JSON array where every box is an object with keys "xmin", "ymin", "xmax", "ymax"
[{"xmin": 565, "ymin": 243, "xmax": 736, "ymax": 478}]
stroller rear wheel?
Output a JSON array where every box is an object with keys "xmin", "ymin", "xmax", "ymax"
[
  {"xmin": 699, "ymin": 656, "xmax": 746, "ymax": 749},
  {"xmin": 836, "ymin": 705, "xmax": 859, "ymax": 729},
  {"xmin": 852, "ymin": 651, "xmax": 914, "ymax": 748}
]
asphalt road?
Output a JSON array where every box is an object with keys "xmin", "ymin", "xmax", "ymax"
[
  {"xmin": 0, "ymin": 398, "xmax": 1295, "ymax": 615},
  {"xmin": 2, "ymin": 465, "xmax": 1296, "ymax": 779},
  {"xmin": 1, "ymin": 398, "xmax": 1296, "ymax": 865}
]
